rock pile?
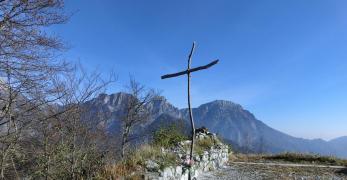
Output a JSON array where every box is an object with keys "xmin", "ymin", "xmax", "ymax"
[{"xmin": 145, "ymin": 129, "xmax": 230, "ymax": 180}]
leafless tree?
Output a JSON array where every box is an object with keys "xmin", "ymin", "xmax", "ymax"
[
  {"xmin": 120, "ymin": 77, "xmax": 157, "ymax": 159},
  {"xmin": 0, "ymin": 0, "xmax": 68, "ymax": 179},
  {"xmin": 25, "ymin": 66, "xmax": 116, "ymax": 179}
]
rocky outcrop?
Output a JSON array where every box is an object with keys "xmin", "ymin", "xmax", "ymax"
[
  {"xmin": 145, "ymin": 131, "xmax": 230, "ymax": 180},
  {"xmin": 146, "ymin": 96, "xmax": 182, "ymax": 121}
]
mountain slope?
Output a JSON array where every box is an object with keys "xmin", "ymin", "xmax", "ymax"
[
  {"xmin": 328, "ymin": 136, "xmax": 347, "ymax": 158},
  {"xmin": 181, "ymin": 100, "xmax": 339, "ymax": 156},
  {"xmin": 82, "ymin": 93, "xmax": 347, "ymax": 158}
]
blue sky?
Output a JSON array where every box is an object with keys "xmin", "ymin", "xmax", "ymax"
[{"xmin": 51, "ymin": 0, "xmax": 347, "ymax": 140}]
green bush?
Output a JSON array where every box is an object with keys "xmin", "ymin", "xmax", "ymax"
[{"xmin": 153, "ymin": 124, "xmax": 188, "ymax": 148}]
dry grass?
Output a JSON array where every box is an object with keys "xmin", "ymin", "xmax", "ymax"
[
  {"xmin": 98, "ymin": 145, "xmax": 179, "ymax": 179},
  {"xmin": 265, "ymin": 153, "xmax": 347, "ymax": 166},
  {"xmin": 131, "ymin": 145, "xmax": 178, "ymax": 170},
  {"xmin": 197, "ymin": 137, "xmax": 215, "ymax": 149},
  {"xmin": 100, "ymin": 164, "xmax": 143, "ymax": 180},
  {"xmin": 229, "ymin": 153, "xmax": 265, "ymax": 162},
  {"xmin": 194, "ymin": 137, "xmax": 215, "ymax": 155},
  {"xmin": 230, "ymin": 152, "xmax": 347, "ymax": 167}
]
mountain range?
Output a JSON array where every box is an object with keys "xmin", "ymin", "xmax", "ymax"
[{"xmin": 84, "ymin": 92, "xmax": 347, "ymax": 158}]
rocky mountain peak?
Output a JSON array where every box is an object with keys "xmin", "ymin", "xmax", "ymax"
[
  {"xmin": 93, "ymin": 92, "xmax": 131, "ymax": 106},
  {"xmin": 146, "ymin": 95, "xmax": 182, "ymax": 119},
  {"xmin": 199, "ymin": 100, "xmax": 243, "ymax": 110}
]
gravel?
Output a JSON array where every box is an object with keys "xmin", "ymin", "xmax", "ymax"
[{"xmin": 199, "ymin": 162, "xmax": 347, "ymax": 180}]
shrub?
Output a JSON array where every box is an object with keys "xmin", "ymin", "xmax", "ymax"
[{"xmin": 153, "ymin": 123, "xmax": 188, "ymax": 148}]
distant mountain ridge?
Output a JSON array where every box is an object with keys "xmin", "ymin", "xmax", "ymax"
[
  {"xmin": 181, "ymin": 100, "xmax": 346, "ymax": 156},
  {"xmin": 83, "ymin": 92, "xmax": 347, "ymax": 158}
]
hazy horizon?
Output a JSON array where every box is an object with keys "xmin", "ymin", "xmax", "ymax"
[{"xmin": 49, "ymin": 0, "xmax": 347, "ymax": 140}]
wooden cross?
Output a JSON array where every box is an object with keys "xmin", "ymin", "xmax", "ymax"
[{"xmin": 161, "ymin": 42, "xmax": 219, "ymax": 179}]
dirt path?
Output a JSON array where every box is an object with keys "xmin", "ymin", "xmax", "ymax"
[{"xmin": 199, "ymin": 162, "xmax": 347, "ymax": 180}]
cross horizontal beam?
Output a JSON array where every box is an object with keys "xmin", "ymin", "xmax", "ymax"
[{"xmin": 161, "ymin": 59, "xmax": 219, "ymax": 79}]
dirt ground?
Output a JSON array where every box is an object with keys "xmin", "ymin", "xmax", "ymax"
[{"xmin": 199, "ymin": 162, "xmax": 347, "ymax": 180}]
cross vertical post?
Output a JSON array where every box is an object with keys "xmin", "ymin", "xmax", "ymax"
[
  {"xmin": 187, "ymin": 42, "xmax": 196, "ymax": 170},
  {"xmin": 161, "ymin": 42, "xmax": 219, "ymax": 180}
]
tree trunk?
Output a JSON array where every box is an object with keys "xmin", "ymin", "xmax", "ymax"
[
  {"xmin": 121, "ymin": 126, "xmax": 130, "ymax": 159},
  {"xmin": 0, "ymin": 148, "xmax": 8, "ymax": 179}
]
